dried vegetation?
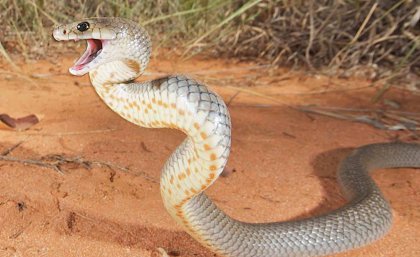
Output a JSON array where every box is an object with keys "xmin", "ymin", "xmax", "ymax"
[{"xmin": 0, "ymin": 0, "xmax": 419, "ymax": 79}]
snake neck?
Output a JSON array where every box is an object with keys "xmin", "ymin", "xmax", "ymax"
[
  {"xmin": 89, "ymin": 60, "xmax": 144, "ymax": 87},
  {"xmin": 89, "ymin": 20, "xmax": 151, "ymax": 86},
  {"xmin": 90, "ymin": 70, "xmax": 232, "ymax": 224}
]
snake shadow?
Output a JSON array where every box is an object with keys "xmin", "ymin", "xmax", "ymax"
[
  {"xmin": 56, "ymin": 210, "xmax": 217, "ymax": 257},
  {"xmin": 60, "ymin": 147, "xmax": 356, "ymax": 255},
  {"xmin": 293, "ymin": 146, "xmax": 354, "ymax": 220},
  {"xmin": 0, "ymin": 142, "xmax": 214, "ymax": 256}
]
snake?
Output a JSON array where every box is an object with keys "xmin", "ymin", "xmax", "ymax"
[{"xmin": 52, "ymin": 17, "xmax": 420, "ymax": 257}]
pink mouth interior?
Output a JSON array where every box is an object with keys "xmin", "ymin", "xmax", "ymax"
[{"xmin": 72, "ymin": 39, "xmax": 103, "ymax": 71}]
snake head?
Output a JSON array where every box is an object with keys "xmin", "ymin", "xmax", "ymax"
[{"xmin": 52, "ymin": 17, "xmax": 151, "ymax": 77}]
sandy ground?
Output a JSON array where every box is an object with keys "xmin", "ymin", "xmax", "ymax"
[{"xmin": 0, "ymin": 55, "xmax": 419, "ymax": 257}]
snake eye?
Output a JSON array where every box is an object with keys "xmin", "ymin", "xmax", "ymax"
[{"xmin": 77, "ymin": 21, "xmax": 90, "ymax": 32}]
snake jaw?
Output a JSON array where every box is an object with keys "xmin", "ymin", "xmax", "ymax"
[
  {"xmin": 52, "ymin": 19, "xmax": 118, "ymax": 76},
  {"xmin": 69, "ymin": 38, "xmax": 104, "ymax": 76}
]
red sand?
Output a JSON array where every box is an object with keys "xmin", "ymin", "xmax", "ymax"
[{"xmin": 0, "ymin": 56, "xmax": 419, "ymax": 257}]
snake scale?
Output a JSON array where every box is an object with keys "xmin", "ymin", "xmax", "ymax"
[{"xmin": 52, "ymin": 17, "xmax": 420, "ymax": 257}]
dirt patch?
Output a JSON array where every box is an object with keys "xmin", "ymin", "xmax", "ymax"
[{"xmin": 0, "ymin": 56, "xmax": 419, "ymax": 257}]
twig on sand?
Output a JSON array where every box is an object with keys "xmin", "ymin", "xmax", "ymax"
[
  {"xmin": 18, "ymin": 128, "xmax": 117, "ymax": 137},
  {"xmin": 93, "ymin": 158, "xmax": 158, "ymax": 183},
  {"xmin": 1, "ymin": 141, "xmax": 24, "ymax": 156},
  {"xmin": 0, "ymin": 153, "xmax": 158, "ymax": 183},
  {"xmin": 189, "ymin": 64, "xmax": 271, "ymax": 76},
  {"xmin": 226, "ymin": 91, "xmax": 241, "ymax": 107},
  {"xmin": 0, "ymin": 155, "xmax": 65, "ymax": 174},
  {"xmin": 298, "ymin": 105, "xmax": 419, "ymax": 135},
  {"xmin": 225, "ymin": 85, "xmax": 293, "ymax": 107}
]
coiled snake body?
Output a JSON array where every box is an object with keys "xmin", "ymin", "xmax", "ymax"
[{"xmin": 53, "ymin": 18, "xmax": 420, "ymax": 257}]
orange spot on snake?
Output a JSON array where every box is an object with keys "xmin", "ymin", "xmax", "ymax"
[
  {"xmin": 171, "ymin": 103, "xmax": 176, "ymax": 109},
  {"xmin": 204, "ymin": 144, "xmax": 211, "ymax": 151},
  {"xmin": 210, "ymin": 153, "xmax": 217, "ymax": 161},
  {"xmin": 170, "ymin": 175, "xmax": 174, "ymax": 184},
  {"xmin": 200, "ymin": 132, "xmax": 207, "ymax": 139},
  {"xmin": 163, "ymin": 103, "xmax": 169, "ymax": 108},
  {"xmin": 186, "ymin": 168, "xmax": 191, "ymax": 175},
  {"xmin": 125, "ymin": 59, "xmax": 140, "ymax": 74},
  {"xmin": 209, "ymin": 165, "xmax": 217, "ymax": 171},
  {"xmin": 178, "ymin": 109, "xmax": 185, "ymax": 116},
  {"xmin": 194, "ymin": 122, "xmax": 200, "ymax": 130},
  {"xmin": 147, "ymin": 104, "xmax": 152, "ymax": 109},
  {"xmin": 152, "ymin": 98, "xmax": 156, "ymax": 103}
]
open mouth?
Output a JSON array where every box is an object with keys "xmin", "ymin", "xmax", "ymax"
[{"xmin": 72, "ymin": 39, "xmax": 103, "ymax": 71}]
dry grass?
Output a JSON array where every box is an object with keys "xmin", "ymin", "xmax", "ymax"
[{"xmin": 0, "ymin": 0, "xmax": 419, "ymax": 79}]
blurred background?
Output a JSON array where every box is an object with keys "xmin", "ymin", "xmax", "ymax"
[{"xmin": 1, "ymin": 0, "xmax": 419, "ymax": 80}]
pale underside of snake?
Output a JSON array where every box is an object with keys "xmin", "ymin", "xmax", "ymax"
[{"xmin": 52, "ymin": 17, "xmax": 420, "ymax": 257}]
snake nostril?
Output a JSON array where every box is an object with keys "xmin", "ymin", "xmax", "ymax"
[{"xmin": 63, "ymin": 29, "xmax": 67, "ymax": 35}]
